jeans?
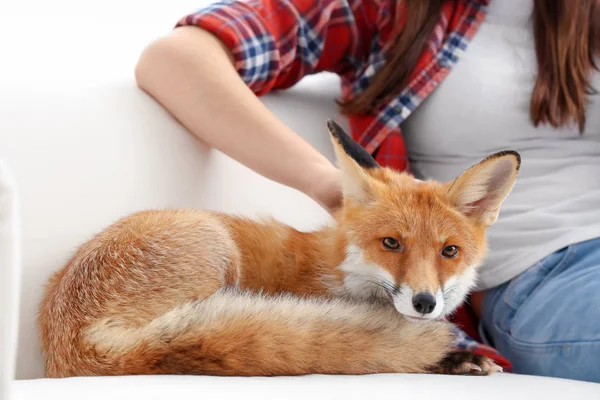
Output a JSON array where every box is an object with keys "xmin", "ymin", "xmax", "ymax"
[{"xmin": 479, "ymin": 237, "xmax": 600, "ymax": 383}]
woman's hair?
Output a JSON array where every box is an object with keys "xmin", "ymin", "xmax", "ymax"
[{"xmin": 339, "ymin": 0, "xmax": 600, "ymax": 133}]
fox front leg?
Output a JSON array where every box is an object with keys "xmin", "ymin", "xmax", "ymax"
[{"xmin": 431, "ymin": 351, "xmax": 504, "ymax": 376}]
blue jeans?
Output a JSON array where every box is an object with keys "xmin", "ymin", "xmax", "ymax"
[{"xmin": 479, "ymin": 237, "xmax": 600, "ymax": 383}]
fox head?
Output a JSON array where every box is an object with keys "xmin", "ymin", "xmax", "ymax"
[{"xmin": 327, "ymin": 120, "xmax": 520, "ymax": 321}]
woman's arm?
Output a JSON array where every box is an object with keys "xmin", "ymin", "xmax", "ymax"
[{"xmin": 135, "ymin": 26, "xmax": 342, "ymax": 212}]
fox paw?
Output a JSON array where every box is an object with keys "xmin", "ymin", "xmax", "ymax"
[{"xmin": 432, "ymin": 351, "xmax": 503, "ymax": 376}]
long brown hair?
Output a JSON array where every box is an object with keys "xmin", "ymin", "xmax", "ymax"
[{"xmin": 340, "ymin": 0, "xmax": 600, "ymax": 133}]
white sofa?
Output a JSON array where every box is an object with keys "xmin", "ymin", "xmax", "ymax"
[{"xmin": 1, "ymin": 1, "xmax": 599, "ymax": 399}]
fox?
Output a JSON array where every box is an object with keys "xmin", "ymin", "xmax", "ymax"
[{"xmin": 38, "ymin": 120, "xmax": 520, "ymax": 378}]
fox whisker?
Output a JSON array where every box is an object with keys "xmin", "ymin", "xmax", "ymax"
[{"xmin": 364, "ymin": 279, "xmax": 399, "ymax": 300}]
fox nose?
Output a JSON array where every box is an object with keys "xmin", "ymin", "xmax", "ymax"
[{"xmin": 412, "ymin": 292, "xmax": 436, "ymax": 314}]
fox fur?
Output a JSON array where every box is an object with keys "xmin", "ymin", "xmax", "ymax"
[{"xmin": 38, "ymin": 120, "xmax": 520, "ymax": 378}]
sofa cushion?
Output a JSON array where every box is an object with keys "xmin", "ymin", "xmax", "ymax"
[{"xmin": 12, "ymin": 373, "xmax": 600, "ymax": 400}]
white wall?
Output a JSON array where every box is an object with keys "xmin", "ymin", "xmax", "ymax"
[{"xmin": 0, "ymin": 0, "xmax": 346, "ymax": 379}]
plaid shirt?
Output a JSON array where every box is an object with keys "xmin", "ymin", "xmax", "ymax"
[{"xmin": 177, "ymin": 0, "xmax": 512, "ymax": 371}]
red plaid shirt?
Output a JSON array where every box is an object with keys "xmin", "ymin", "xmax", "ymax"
[{"xmin": 176, "ymin": 0, "xmax": 511, "ymax": 371}]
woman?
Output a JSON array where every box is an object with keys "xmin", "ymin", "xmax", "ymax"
[{"xmin": 134, "ymin": 0, "xmax": 600, "ymax": 382}]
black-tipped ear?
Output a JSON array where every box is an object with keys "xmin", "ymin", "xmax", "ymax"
[{"xmin": 327, "ymin": 119, "xmax": 380, "ymax": 169}]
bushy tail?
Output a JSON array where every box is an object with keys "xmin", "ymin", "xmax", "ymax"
[{"xmin": 82, "ymin": 289, "xmax": 453, "ymax": 376}]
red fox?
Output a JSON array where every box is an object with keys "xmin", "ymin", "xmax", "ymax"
[{"xmin": 38, "ymin": 120, "xmax": 519, "ymax": 378}]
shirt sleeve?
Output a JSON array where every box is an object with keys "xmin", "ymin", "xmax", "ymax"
[{"xmin": 176, "ymin": 0, "xmax": 377, "ymax": 96}]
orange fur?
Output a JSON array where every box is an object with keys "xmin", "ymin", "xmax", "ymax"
[{"xmin": 38, "ymin": 123, "xmax": 520, "ymax": 378}]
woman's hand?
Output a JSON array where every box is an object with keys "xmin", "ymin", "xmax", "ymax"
[{"xmin": 306, "ymin": 166, "xmax": 343, "ymax": 214}]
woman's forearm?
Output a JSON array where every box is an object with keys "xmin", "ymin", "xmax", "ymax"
[{"xmin": 134, "ymin": 27, "xmax": 341, "ymax": 212}]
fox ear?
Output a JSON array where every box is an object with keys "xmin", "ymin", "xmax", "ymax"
[
  {"xmin": 327, "ymin": 120, "xmax": 380, "ymax": 170},
  {"xmin": 447, "ymin": 151, "xmax": 521, "ymax": 226},
  {"xmin": 327, "ymin": 119, "xmax": 379, "ymax": 204}
]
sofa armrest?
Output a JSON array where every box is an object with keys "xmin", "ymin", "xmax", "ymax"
[{"xmin": 0, "ymin": 160, "xmax": 21, "ymax": 399}]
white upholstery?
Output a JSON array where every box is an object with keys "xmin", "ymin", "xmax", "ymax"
[
  {"xmin": 11, "ymin": 373, "xmax": 600, "ymax": 400},
  {"xmin": 0, "ymin": 161, "xmax": 21, "ymax": 400},
  {"xmin": 1, "ymin": 0, "xmax": 599, "ymax": 398}
]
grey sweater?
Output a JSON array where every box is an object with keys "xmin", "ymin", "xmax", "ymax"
[{"xmin": 401, "ymin": 0, "xmax": 600, "ymax": 290}]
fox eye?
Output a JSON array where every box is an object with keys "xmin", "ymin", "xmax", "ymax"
[
  {"xmin": 441, "ymin": 245, "xmax": 459, "ymax": 258},
  {"xmin": 382, "ymin": 237, "xmax": 402, "ymax": 251}
]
